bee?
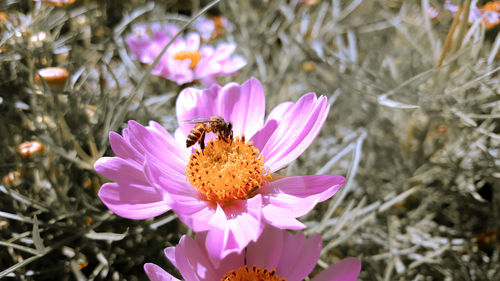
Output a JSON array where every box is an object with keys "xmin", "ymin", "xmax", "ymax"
[{"xmin": 185, "ymin": 116, "xmax": 233, "ymax": 150}]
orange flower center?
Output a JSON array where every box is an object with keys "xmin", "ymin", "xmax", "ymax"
[
  {"xmin": 173, "ymin": 50, "xmax": 202, "ymax": 69},
  {"xmin": 185, "ymin": 135, "xmax": 269, "ymax": 203},
  {"xmin": 221, "ymin": 265, "xmax": 286, "ymax": 281}
]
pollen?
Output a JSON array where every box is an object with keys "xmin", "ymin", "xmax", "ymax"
[
  {"xmin": 173, "ymin": 50, "xmax": 202, "ymax": 69},
  {"xmin": 221, "ymin": 265, "xmax": 287, "ymax": 281},
  {"xmin": 185, "ymin": 135, "xmax": 269, "ymax": 203}
]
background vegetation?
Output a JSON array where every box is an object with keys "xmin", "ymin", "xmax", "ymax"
[{"xmin": 1, "ymin": 0, "xmax": 499, "ymax": 280}]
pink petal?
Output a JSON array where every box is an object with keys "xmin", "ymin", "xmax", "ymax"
[
  {"xmin": 195, "ymin": 61, "xmax": 221, "ymax": 80},
  {"xmin": 221, "ymin": 56, "xmax": 247, "ymax": 74},
  {"xmin": 311, "ymin": 257, "xmax": 361, "ymax": 281},
  {"xmin": 217, "ymin": 77, "xmax": 265, "ymax": 138},
  {"xmin": 212, "ymin": 43, "xmax": 236, "ymax": 61},
  {"xmin": 191, "ymin": 232, "xmax": 245, "ymax": 276},
  {"xmin": 174, "ymin": 128, "xmax": 188, "ymax": 147},
  {"xmin": 149, "ymin": 121, "xmax": 191, "ymax": 158},
  {"xmin": 144, "ymin": 263, "xmax": 181, "ymax": 281},
  {"xmin": 176, "ymin": 85, "xmax": 222, "ymax": 137},
  {"xmin": 192, "ymin": 42, "xmax": 244, "ymax": 83},
  {"xmin": 127, "ymin": 121, "xmax": 188, "ymax": 174},
  {"xmin": 165, "ymin": 60, "xmax": 195, "ymax": 85},
  {"xmin": 246, "ymin": 225, "xmax": 284, "ymax": 270},
  {"xmin": 176, "ymin": 78, "xmax": 265, "ymax": 139},
  {"xmin": 143, "ymin": 156, "xmax": 190, "ymax": 196},
  {"xmin": 205, "ymin": 195, "xmax": 263, "ymax": 262},
  {"xmin": 164, "ymin": 247, "xmax": 176, "ymax": 267},
  {"xmin": 175, "ymin": 236, "xmax": 219, "ymax": 281},
  {"xmin": 127, "ymin": 31, "xmax": 153, "ymax": 63},
  {"xmin": 263, "ymin": 181, "xmax": 322, "ymax": 214},
  {"xmin": 109, "ymin": 131, "xmax": 143, "ymax": 164},
  {"xmin": 266, "ymin": 101, "xmax": 294, "ymax": 123},
  {"xmin": 266, "ymin": 175, "xmax": 345, "ymax": 202},
  {"xmin": 261, "ymin": 175, "xmax": 344, "ymax": 229},
  {"xmin": 163, "ymin": 24, "xmax": 179, "ymax": 37},
  {"xmin": 261, "ymin": 202, "xmax": 308, "ymax": 229},
  {"xmin": 250, "ymin": 119, "xmax": 278, "ymax": 152},
  {"xmin": 261, "ymin": 93, "xmax": 329, "ymax": 172},
  {"xmin": 197, "ymin": 75, "xmax": 219, "ymax": 87},
  {"xmin": 195, "ymin": 17, "xmax": 215, "ymax": 40},
  {"xmin": 199, "ymin": 45, "xmax": 215, "ymax": 58},
  {"xmin": 212, "ymin": 251, "xmax": 245, "ymax": 279},
  {"xmin": 164, "ymin": 190, "xmax": 215, "ymax": 233},
  {"xmin": 94, "ymin": 157, "xmax": 147, "ymax": 185},
  {"xmin": 175, "ymin": 201, "xmax": 216, "ymax": 232},
  {"xmin": 250, "ymin": 101, "xmax": 293, "ymax": 151},
  {"xmin": 185, "ymin": 33, "xmax": 201, "ymax": 51},
  {"xmin": 277, "ymin": 233, "xmax": 322, "ymax": 281},
  {"xmin": 143, "ymin": 156, "xmax": 215, "ymax": 232},
  {"xmin": 98, "ymin": 183, "xmax": 170, "ymax": 219}
]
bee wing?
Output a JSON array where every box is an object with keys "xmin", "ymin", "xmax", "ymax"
[{"xmin": 182, "ymin": 118, "xmax": 212, "ymax": 124}]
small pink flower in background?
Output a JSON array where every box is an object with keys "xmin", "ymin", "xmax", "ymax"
[
  {"xmin": 482, "ymin": 2, "xmax": 500, "ymax": 28},
  {"xmin": 194, "ymin": 15, "xmax": 233, "ymax": 41},
  {"xmin": 145, "ymin": 226, "xmax": 361, "ymax": 281},
  {"xmin": 126, "ymin": 23, "xmax": 245, "ymax": 86},
  {"xmin": 444, "ymin": 1, "xmax": 500, "ymax": 25},
  {"xmin": 444, "ymin": 1, "xmax": 482, "ymax": 23},
  {"xmin": 426, "ymin": 5, "xmax": 440, "ymax": 21},
  {"xmin": 95, "ymin": 77, "xmax": 345, "ymax": 260},
  {"xmin": 298, "ymin": 0, "xmax": 319, "ymax": 6}
]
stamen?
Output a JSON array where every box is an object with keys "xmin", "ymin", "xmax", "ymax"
[
  {"xmin": 173, "ymin": 50, "xmax": 202, "ymax": 69},
  {"xmin": 185, "ymin": 135, "xmax": 269, "ymax": 203},
  {"xmin": 221, "ymin": 265, "xmax": 286, "ymax": 281}
]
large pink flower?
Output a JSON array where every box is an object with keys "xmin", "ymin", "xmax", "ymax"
[
  {"xmin": 144, "ymin": 226, "xmax": 361, "ymax": 281},
  {"xmin": 95, "ymin": 77, "xmax": 345, "ymax": 260},
  {"xmin": 126, "ymin": 23, "xmax": 246, "ymax": 86}
]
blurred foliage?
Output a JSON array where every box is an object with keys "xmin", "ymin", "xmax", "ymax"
[{"xmin": 0, "ymin": 0, "xmax": 499, "ymax": 280}]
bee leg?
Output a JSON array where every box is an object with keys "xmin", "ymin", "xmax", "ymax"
[
  {"xmin": 200, "ymin": 130, "xmax": 206, "ymax": 150},
  {"xmin": 227, "ymin": 123, "xmax": 233, "ymax": 143}
]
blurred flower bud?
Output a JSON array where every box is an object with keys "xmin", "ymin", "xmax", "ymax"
[
  {"xmin": 18, "ymin": 140, "xmax": 44, "ymax": 158},
  {"xmin": 33, "ymin": 0, "xmax": 76, "ymax": 6},
  {"xmin": 35, "ymin": 67, "xmax": 69, "ymax": 91},
  {"xmin": 2, "ymin": 171, "xmax": 20, "ymax": 186}
]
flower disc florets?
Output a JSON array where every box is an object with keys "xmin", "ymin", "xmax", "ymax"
[
  {"xmin": 173, "ymin": 50, "xmax": 202, "ymax": 69},
  {"xmin": 186, "ymin": 135, "xmax": 268, "ymax": 203},
  {"xmin": 222, "ymin": 265, "xmax": 286, "ymax": 281}
]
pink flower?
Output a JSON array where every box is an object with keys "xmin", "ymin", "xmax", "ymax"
[
  {"xmin": 194, "ymin": 15, "xmax": 234, "ymax": 41},
  {"xmin": 444, "ymin": 1, "xmax": 495, "ymax": 24},
  {"xmin": 426, "ymin": 5, "xmax": 440, "ymax": 21},
  {"xmin": 144, "ymin": 226, "xmax": 361, "ymax": 281},
  {"xmin": 95, "ymin": 77, "xmax": 345, "ymax": 260},
  {"xmin": 126, "ymin": 23, "xmax": 245, "ymax": 86},
  {"xmin": 297, "ymin": 0, "xmax": 319, "ymax": 6}
]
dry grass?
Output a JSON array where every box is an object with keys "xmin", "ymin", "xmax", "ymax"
[{"xmin": 1, "ymin": 0, "xmax": 499, "ymax": 280}]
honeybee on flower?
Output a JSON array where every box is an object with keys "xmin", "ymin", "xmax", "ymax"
[
  {"xmin": 185, "ymin": 116, "xmax": 233, "ymax": 150},
  {"xmin": 95, "ymin": 77, "xmax": 345, "ymax": 260}
]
